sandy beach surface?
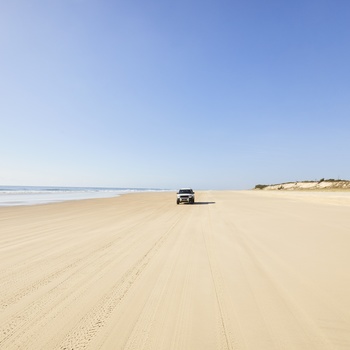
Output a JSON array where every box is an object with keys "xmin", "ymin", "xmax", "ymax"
[{"xmin": 1, "ymin": 191, "xmax": 350, "ymax": 350}]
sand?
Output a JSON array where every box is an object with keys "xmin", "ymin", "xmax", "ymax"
[{"xmin": 1, "ymin": 191, "xmax": 350, "ymax": 349}]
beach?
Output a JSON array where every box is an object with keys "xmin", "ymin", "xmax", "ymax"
[{"xmin": 1, "ymin": 191, "xmax": 350, "ymax": 349}]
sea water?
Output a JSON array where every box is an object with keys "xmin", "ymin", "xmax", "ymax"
[{"xmin": 0, "ymin": 186, "xmax": 164, "ymax": 207}]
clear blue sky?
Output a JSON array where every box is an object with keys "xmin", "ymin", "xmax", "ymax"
[{"xmin": 1, "ymin": 0, "xmax": 349, "ymax": 189}]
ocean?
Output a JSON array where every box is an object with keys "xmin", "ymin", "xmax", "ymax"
[{"xmin": 0, "ymin": 186, "xmax": 166, "ymax": 207}]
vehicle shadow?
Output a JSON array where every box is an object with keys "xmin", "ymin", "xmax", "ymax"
[{"xmin": 192, "ymin": 202, "xmax": 216, "ymax": 205}]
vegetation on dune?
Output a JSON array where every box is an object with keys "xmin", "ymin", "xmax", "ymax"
[
  {"xmin": 254, "ymin": 179, "xmax": 350, "ymax": 190},
  {"xmin": 254, "ymin": 184, "xmax": 268, "ymax": 190}
]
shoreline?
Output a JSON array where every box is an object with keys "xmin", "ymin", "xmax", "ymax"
[{"xmin": 0, "ymin": 187, "xmax": 171, "ymax": 207}]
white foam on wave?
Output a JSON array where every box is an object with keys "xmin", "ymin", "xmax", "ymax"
[{"xmin": 0, "ymin": 186, "xmax": 167, "ymax": 207}]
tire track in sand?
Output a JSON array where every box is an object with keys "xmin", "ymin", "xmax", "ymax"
[
  {"xmin": 202, "ymin": 206, "xmax": 235, "ymax": 350},
  {"xmin": 0, "ymin": 206, "xmax": 176, "ymax": 349},
  {"xmin": 0, "ymin": 204, "xmax": 169, "ymax": 312},
  {"xmin": 54, "ymin": 218, "xmax": 180, "ymax": 350},
  {"xmin": 0, "ymin": 226, "xmax": 140, "ymax": 349}
]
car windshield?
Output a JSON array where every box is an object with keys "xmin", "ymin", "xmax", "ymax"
[{"xmin": 179, "ymin": 189, "xmax": 192, "ymax": 194}]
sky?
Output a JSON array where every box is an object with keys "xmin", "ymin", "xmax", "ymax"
[{"xmin": 1, "ymin": 0, "xmax": 350, "ymax": 190}]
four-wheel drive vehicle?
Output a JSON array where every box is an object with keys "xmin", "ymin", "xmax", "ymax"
[{"xmin": 177, "ymin": 188, "xmax": 195, "ymax": 204}]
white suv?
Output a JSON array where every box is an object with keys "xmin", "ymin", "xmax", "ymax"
[{"xmin": 177, "ymin": 188, "xmax": 195, "ymax": 205}]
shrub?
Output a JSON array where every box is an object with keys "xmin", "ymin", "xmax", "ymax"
[{"xmin": 255, "ymin": 184, "xmax": 268, "ymax": 190}]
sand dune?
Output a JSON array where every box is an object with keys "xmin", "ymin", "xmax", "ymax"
[
  {"xmin": 1, "ymin": 191, "xmax": 350, "ymax": 349},
  {"xmin": 255, "ymin": 180, "xmax": 350, "ymax": 191}
]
